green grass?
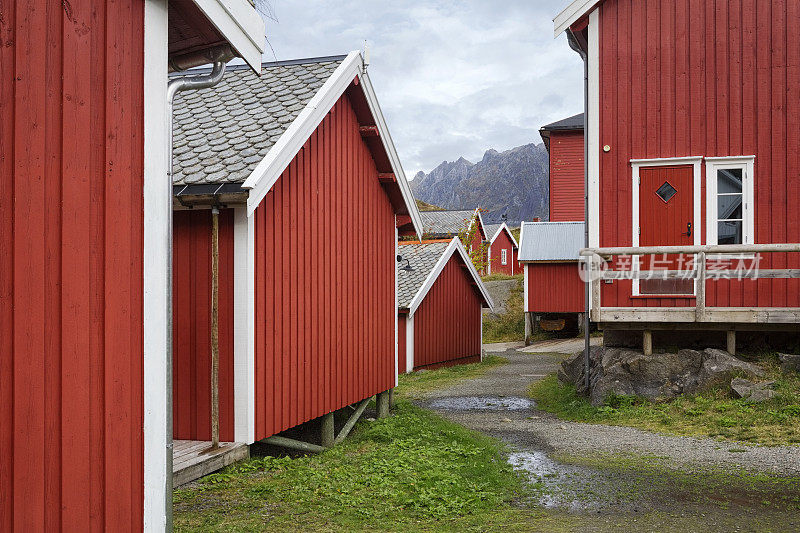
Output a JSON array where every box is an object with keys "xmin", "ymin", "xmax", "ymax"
[
  {"xmin": 482, "ymin": 272, "xmax": 523, "ymax": 282},
  {"xmin": 395, "ymin": 355, "xmax": 507, "ymax": 400},
  {"xmin": 173, "ymin": 401, "xmax": 525, "ymax": 532},
  {"xmin": 482, "ymin": 277, "xmax": 524, "ymax": 343},
  {"xmin": 529, "ymin": 358, "xmax": 800, "ymax": 446}
]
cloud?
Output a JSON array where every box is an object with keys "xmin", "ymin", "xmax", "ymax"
[{"xmin": 261, "ymin": 0, "xmax": 582, "ymax": 176}]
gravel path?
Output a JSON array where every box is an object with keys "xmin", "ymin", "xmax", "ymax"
[{"xmin": 424, "ymin": 346, "xmax": 800, "ymax": 475}]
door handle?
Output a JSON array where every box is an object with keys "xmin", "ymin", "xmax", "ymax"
[{"xmin": 682, "ymin": 222, "xmax": 692, "ymax": 237}]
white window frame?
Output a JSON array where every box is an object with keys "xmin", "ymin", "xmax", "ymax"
[
  {"xmin": 704, "ymin": 156, "xmax": 755, "ymax": 247},
  {"xmin": 500, "ymin": 248, "xmax": 508, "ymax": 265}
]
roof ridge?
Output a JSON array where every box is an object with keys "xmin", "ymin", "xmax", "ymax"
[{"xmin": 170, "ymin": 54, "xmax": 349, "ymax": 78}]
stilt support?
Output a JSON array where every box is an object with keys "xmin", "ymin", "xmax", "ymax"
[
  {"xmin": 727, "ymin": 330, "xmax": 736, "ymax": 355},
  {"xmin": 335, "ymin": 397, "xmax": 371, "ymax": 445},
  {"xmin": 377, "ymin": 390, "xmax": 391, "ymax": 419},
  {"xmin": 643, "ymin": 330, "xmax": 653, "ymax": 356},
  {"xmin": 524, "ymin": 312, "xmax": 532, "ymax": 345},
  {"xmin": 261, "ymin": 435, "xmax": 327, "ymax": 454},
  {"xmin": 320, "ymin": 412, "xmax": 335, "ymax": 448}
]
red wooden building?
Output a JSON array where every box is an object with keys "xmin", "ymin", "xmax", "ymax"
[
  {"xmin": 540, "ymin": 113, "xmax": 585, "ymax": 222},
  {"xmin": 171, "ymin": 53, "xmax": 421, "ymax": 452},
  {"xmin": 555, "ymin": 0, "xmax": 800, "ymax": 351},
  {"xmin": 484, "ymin": 223, "xmax": 520, "ymax": 276},
  {"xmin": 0, "ymin": 0, "xmax": 264, "ymax": 529},
  {"xmin": 419, "ymin": 208, "xmax": 489, "ymax": 274},
  {"xmin": 397, "ymin": 239, "xmax": 493, "ymax": 373}
]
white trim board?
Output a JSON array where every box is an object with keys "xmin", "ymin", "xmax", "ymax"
[
  {"xmin": 630, "ymin": 157, "xmax": 702, "ymax": 296},
  {"xmin": 233, "ymin": 207, "xmax": 254, "ymax": 443},
  {"xmin": 554, "ymin": 0, "xmax": 602, "ymax": 37},
  {"xmin": 704, "ymin": 156, "xmax": 755, "ymax": 247},
  {"xmin": 489, "ymin": 222, "xmax": 519, "ymax": 248},
  {"xmin": 143, "ymin": 0, "xmax": 170, "ymax": 528},
  {"xmin": 587, "ymin": 9, "xmax": 600, "ymax": 249},
  {"xmin": 406, "ymin": 238, "xmax": 495, "ymax": 316},
  {"xmin": 405, "ymin": 314, "xmax": 415, "ymax": 374},
  {"xmin": 242, "ymin": 51, "xmax": 422, "ymax": 239},
  {"xmin": 190, "ymin": 0, "xmax": 265, "ymax": 72}
]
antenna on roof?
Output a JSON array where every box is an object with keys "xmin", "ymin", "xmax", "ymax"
[{"xmin": 362, "ymin": 40, "xmax": 370, "ymax": 74}]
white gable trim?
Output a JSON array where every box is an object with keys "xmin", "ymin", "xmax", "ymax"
[
  {"xmin": 554, "ymin": 0, "xmax": 601, "ymax": 37},
  {"xmin": 242, "ymin": 51, "xmax": 422, "ymax": 238},
  {"xmin": 407, "ymin": 238, "xmax": 494, "ymax": 316},
  {"xmin": 489, "ymin": 222, "xmax": 518, "ymax": 248},
  {"xmin": 191, "ymin": 0, "xmax": 265, "ymax": 72}
]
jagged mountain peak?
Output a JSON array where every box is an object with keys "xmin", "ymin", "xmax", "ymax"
[{"xmin": 409, "ymin": 142, "xmax": 549, "ymax": 224}]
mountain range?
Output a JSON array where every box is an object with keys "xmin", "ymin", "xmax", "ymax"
[{"xmin": 409, "ymin": 142, "xmax": 549, "ymax": 224}]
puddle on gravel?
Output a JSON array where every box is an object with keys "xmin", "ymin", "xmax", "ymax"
[{"xmin": 428, "ymin": 396, "xmax": 536, "ymax": 411}]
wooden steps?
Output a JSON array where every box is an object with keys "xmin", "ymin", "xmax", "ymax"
[{"xmin": 173, "ymin": 439, "xmax": 249, "ymax": 486}]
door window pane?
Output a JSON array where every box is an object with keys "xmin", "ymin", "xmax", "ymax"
[
  {"xmin": 656, "ymin": 181, "xmax": 677, "ymax": 202},
  {"xmin": 718, "ymin": 168, "xmax": 743, "ymax": 194}
]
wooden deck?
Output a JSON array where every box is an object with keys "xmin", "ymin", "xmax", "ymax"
[{"xmin": 173, "ymin": 440, "xmax": 249, "ymax": 486}]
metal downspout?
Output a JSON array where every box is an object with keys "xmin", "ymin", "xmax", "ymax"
[
  {"xmin": 165, "ymin": 58, "xmax": 228, "ymax": 531},
  {"xmin": 567, "ymin": 29, "xmax": 591, "ymax": 393}
]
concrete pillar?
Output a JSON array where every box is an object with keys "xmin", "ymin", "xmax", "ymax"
[
  {"xmin": 377, "ymin": 390, "xmax": 391, "ymax": 419},
  {"xmin": 524, "ymin": 312, "xmax": 531, "ymax": 345},
  {"xmin": 643, "ymin": 330, "xmax": 653, "ymax": 356},
  {"xmin": 727, "ymin": 330, "xmax": 736, "ymax": 355},
  {"xmin": 320, "ymin": 412, "xmax": 335, "ymax": 448}
]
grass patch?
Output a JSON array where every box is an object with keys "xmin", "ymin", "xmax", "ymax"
[
  {"xmin": 173, "ymin": 401, "xmax": 525, "ymax": 532},
  {"xmin": 529, "ymin": 362, "xmax": 800, "ymax": 446},
  {"xmin": 482, "ymin": 277, "xmax": 524, "ymax": 343},
  {"xmin": 482, "ymin": 273, "xmax": 523, "ymax": 282},
  {"xmin": 396, "ymin": 355, "xmax": 507, "ymax": 400}
]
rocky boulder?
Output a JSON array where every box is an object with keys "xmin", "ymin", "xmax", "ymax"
[
  {"xmin": 730, "ymin": 377, "xmax": 776, "ymax": 402},
  {"xmin": 560, "ymin": 346, "xmax": 767, "ymax": 406},
  {"xmin": 778, "ymin": 353, "xmax": 800, "ymax": 373}
]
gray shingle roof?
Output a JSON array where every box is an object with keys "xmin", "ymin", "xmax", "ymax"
[
  {"xmin": 396, "ymin": 242, "xmax": 449, "ymax": 309},
  {"xmin": 171, "ymin": 56, "xmax": 346, "ymax": 185},
  {"xmin": 540, "ymin": 113, "xmax": 584, "ymax": 132},
  {"xmin": 419, "ymin": 210, "xmax": 475, "ymax": 237},
  {"xmin": 518, "ymin": 221, "xmax": 585, "ymax": 261}
]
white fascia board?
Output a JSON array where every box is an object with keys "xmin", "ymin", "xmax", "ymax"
[
  {"xmin": 554, "ymin": 0, "xmax": 601, "ymax": 37},
  {"xmin": 408, "ymin": 238, "xmax": 495, "ymax": 315},
  {"xmin": 358, "ymin": 68, "xmax": 424, "ymax": 239},
  {"xmin": 490, "ymin": 222, "xmax": 518, "ymax": 248},
  {"xmin": 243, "ymin": 51, "xmax": 362, "ymax": 213},
  {"xmin": 191, "ymin": 0, "xmax": 265, "ymax": 72}
]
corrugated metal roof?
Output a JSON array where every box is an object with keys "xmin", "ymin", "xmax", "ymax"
[
  {"xmin": 396, "ymin": 242, "xmax": 450, "ymax": 309},
  {"xmin": 171, "ymin": 57, "xmax": 345, "ymax": 185},
  {"xmin": 518, "ymin": 221, "xmax": 584, "ymax": 261},
  {"xmin": 419, "ymin": 210, "xmax": 475, "ymax": 237}
]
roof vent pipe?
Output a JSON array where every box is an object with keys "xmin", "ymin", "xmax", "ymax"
[{"xmin": 164, "ymin": 54, "xmax": 228, "ymax": 532}]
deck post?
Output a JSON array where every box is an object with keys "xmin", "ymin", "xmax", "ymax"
[
  {"xmin": 320, "ymin": 412, "xmax": 335, "ymax": 448},
  {"xmin": 377, "ymin": 390, "xmax": 391, "ymax": 419},
  {"xmin": 695, "ymin": 251, "xmax": 706, "ymax": 322},
  {"xmin": 727, "ymin": 330, "xmax": 736, "ymax": 355},
  {"xmin": 210, "ymin": 206, "xmax": 220, "ymax": 450},
  {"xmin": 524, "ymin": 312, "xmax": 531, "ymax": 345},
  {"xmin": 643, "ymin": 330, "xmax": 653, "ymax": 356}
]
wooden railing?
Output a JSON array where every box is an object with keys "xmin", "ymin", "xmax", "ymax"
[{"xmin": 580, "ymin": 243, "xmax": 800, "ymax": 324}]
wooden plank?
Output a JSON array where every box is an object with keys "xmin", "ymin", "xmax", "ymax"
[
  {"xmin": 173, "ymin": 442, "xmax": 249, "ymax": 487},
  {"xmin": 598, "ymin": 307, "xmax": 800, "ymax": 324}
]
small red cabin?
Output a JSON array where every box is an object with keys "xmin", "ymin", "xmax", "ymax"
[
  {"xmin": 171, "ymin": 53, "xmax": 421, "ymax": 453},
  {"xmin": 555, "ymin": 0, "xmax": 800, "ymax": 350},
  {"xmin": 419, "ymin": 208, "xmax": 489, "ymax": 274},
  {"xmin": 397, "ymin": 238, "xmax": 493, "ymax": 373},
  {"xmin": 0, "ymin": 0, "xmax": 264, "ymax": 528},
  {"xmin": 485, "ymin": 223, "xmax": 520, "ymax": 276}
]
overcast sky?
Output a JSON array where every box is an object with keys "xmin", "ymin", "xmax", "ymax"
[{"xmin": 259, "ymin": 0, "xmax": 581, "ymax": 177}]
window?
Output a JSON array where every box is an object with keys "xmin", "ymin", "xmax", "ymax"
[
  {"xmin": 705, "ymin": 157, "xmax": 754, "ymax": 245},
  {"xmin": 656, "ymin": 181, "xmax": 677, "ymax": 203},
  {"xmin": 501, "ymin": 249, "xmax": 507, "ymax": 265}
]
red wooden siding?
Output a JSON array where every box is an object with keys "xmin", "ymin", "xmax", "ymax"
[
  {"xmin": 597, "ymin": 0, "xmax": 800, "ymax": 309},
  {"xmin": 549, "ymin": 130, "xmax": 585, "ymax": 222},
  {"xmin": 173, "ymin": 209, "xmax": 236, "ymax": 443},
  {"xmin": 397, "ymin": 313, "xmax": 408, "ymax": 374},
  {"xmin": 413, "ymin": 254, "xmax": 483, "ymax": 370},
  {"xmin": 489, "ymin": 230, "xmax": 517, "ymax": 276},
  {"xmin": 0, "ymin": 1, "xmax": 144, "ymax": 530},
  {"xmin": 526, "ymin": 263, "xmax": 584, "ymax": 313},
  {"xmin": 253, "ymin": 93, "xmax": 396, "ymax": 440}
]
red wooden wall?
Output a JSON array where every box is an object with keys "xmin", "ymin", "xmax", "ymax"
[
  {"xmin": 253, "ymin": 92, "xmax": 396, "ymax": 440},
  {"xmin": 597, "ymin": 0, "xmax": 800, "ymax": 309},
  {"xmin": 173, "ymin": 209, "xmax": 236, "ymax": 442},
  {"xmin": 413, "ymin": 254, "xmax": 483, "ymax": 370},
  {"xmin": 489, "ymin": 229, "xmax": 518, "ymax": 276},
  {"xmin": 0, "ymin": 0, "xmax": 145, "ymax": 529},
  {"xmin": 526, "ymin": 263, "xmax": 584, "ymax": 313},
  {"xmin": 398, "ymin": 313, "xmax": 408, "ymax": 374},
  {"xmin": 549, "ymin": 130, "xmax": 585, "ymax": 222}
]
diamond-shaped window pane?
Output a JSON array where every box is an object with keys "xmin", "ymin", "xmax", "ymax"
[{"xmin": 656, "ymin": 182, "xmax": 677, "ymax": 203}]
